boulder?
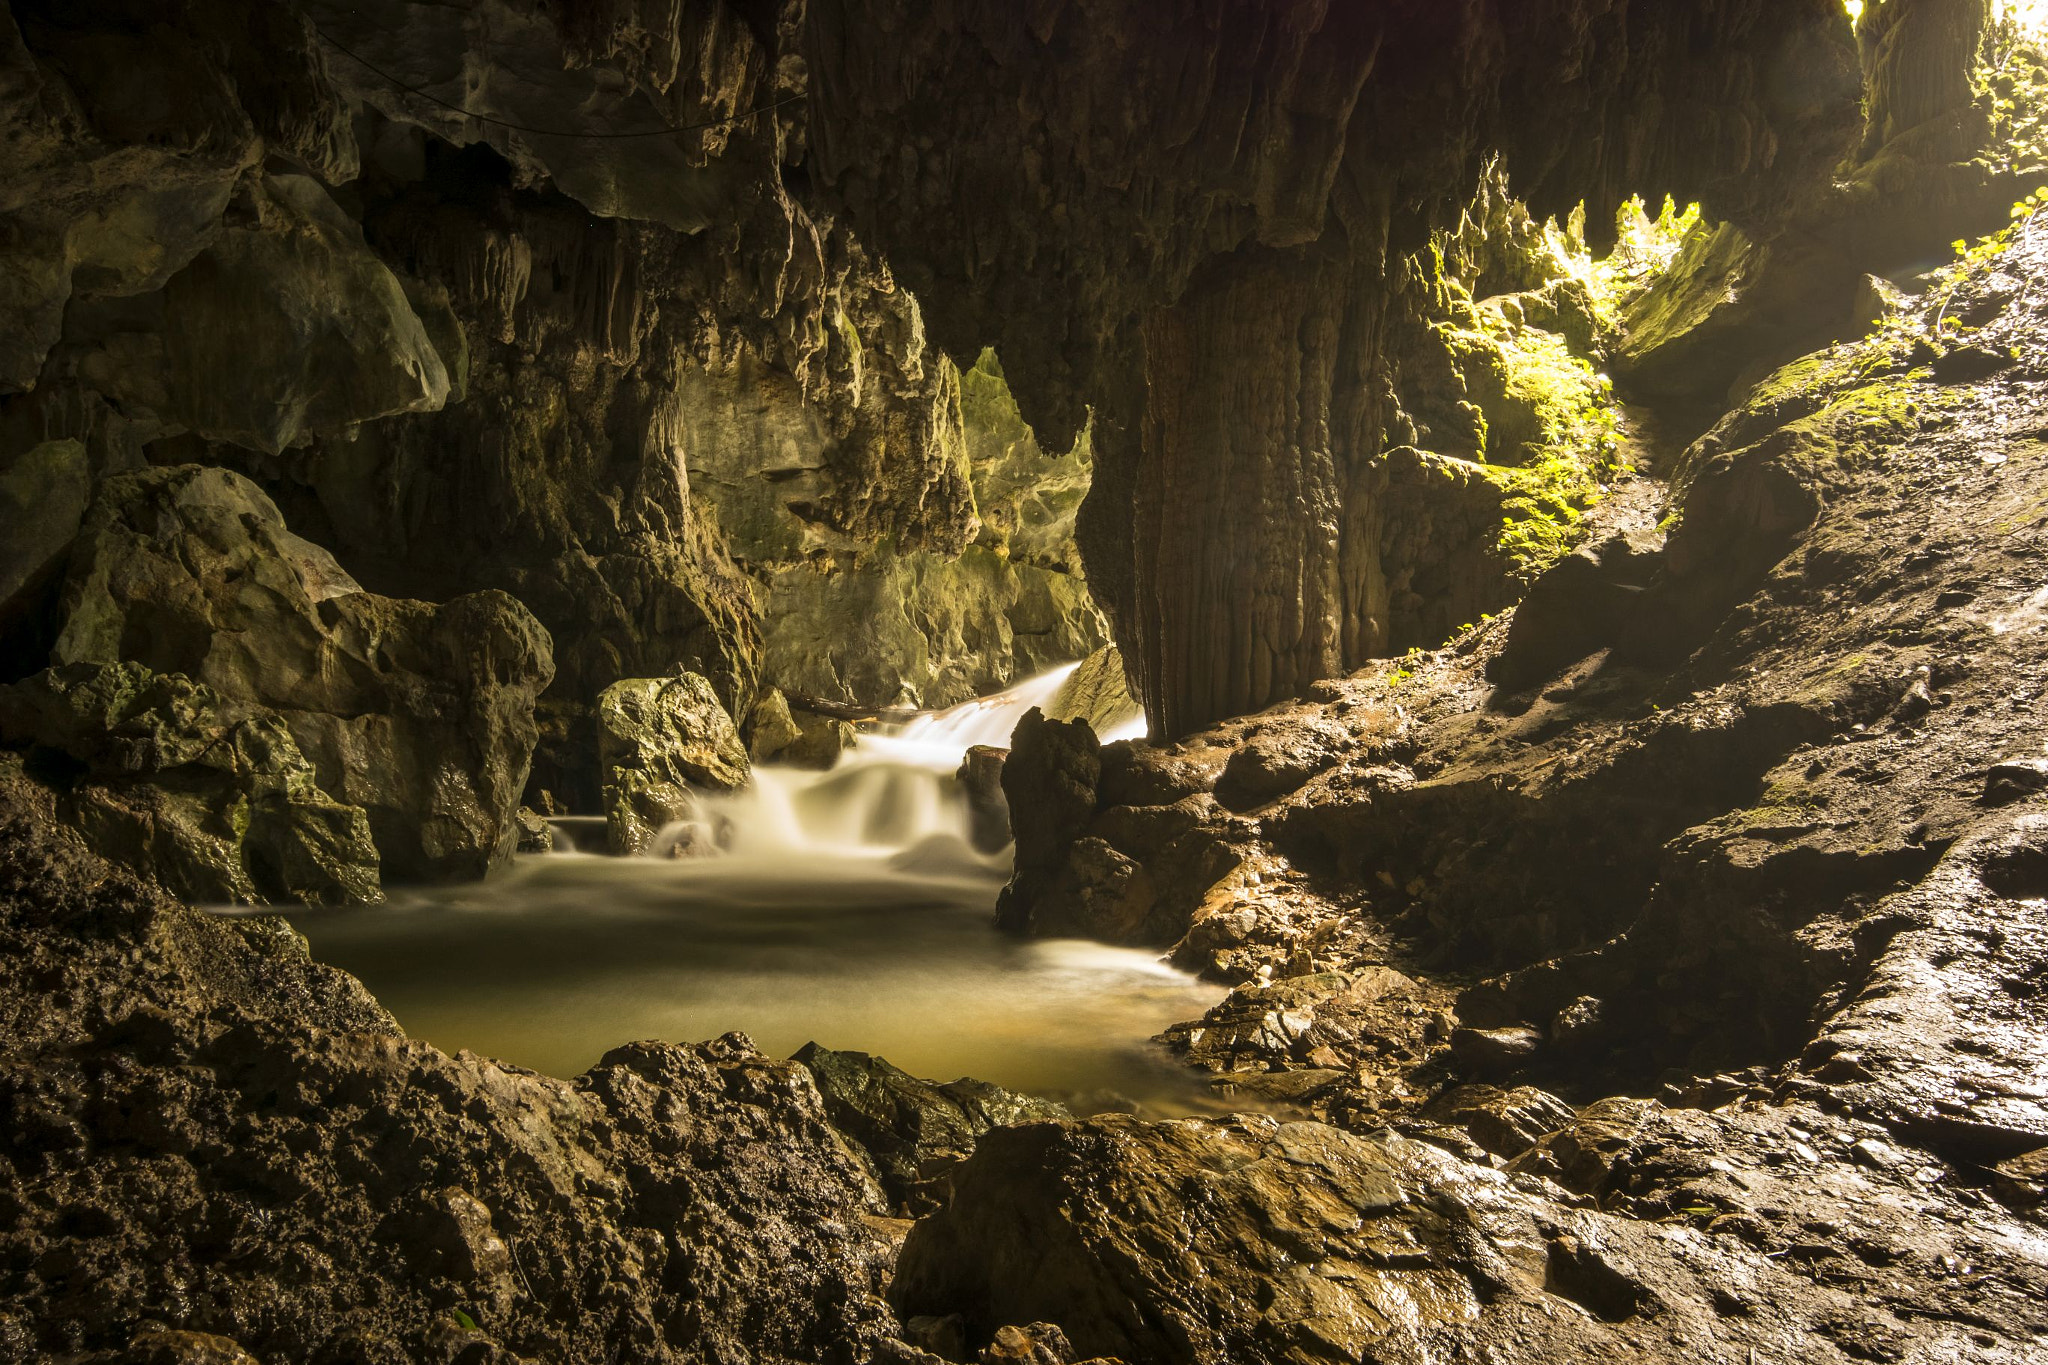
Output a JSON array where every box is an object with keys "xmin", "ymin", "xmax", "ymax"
[
  {"xmin": 51, "ymin": 465, "xmax": 552, "ymax": 882},
  {"xmin": 0, "ymin": 662, "xmax": 378, "ymax": 904},
  {"xmin": 887, "ymin": 1114, "xmax": 1664, "ymax": 1363},
  {"xmin": 782, "ymin": 706, "xmax": 858, "ymax": 770},
  {"xmin": 1421, "ymin": 1084, "xmax": 1579, "ymax": 1159},
  {"xmin": 957, "ymin": 744, "xmax": 1012, "ymax": 852},
  {"xmin": 597, "ymin": 672, "xmax": 747, "ymax": 854},
  {"xmin": 76, "ymin": 173, "xmax": 450, "ymax": 453},
  {"xmin": 1487, "ymin": 532, "xmax": 1659, "ymax": 692},
  {"xmin": 994, "ymin": 709, "xmax": 1102, "ymax": 933},
  {"xmin": 747, "ymin": 686, "xmax": 805, "ymax": 762},
  {"xmin": 793, "ymin": 1043, "xmax": 1067, "ymax": 1214}
]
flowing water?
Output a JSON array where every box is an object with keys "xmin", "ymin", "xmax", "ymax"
[{"xmin": 288, "ymin": 665, "xmax": 1221, "ymax": 1111}]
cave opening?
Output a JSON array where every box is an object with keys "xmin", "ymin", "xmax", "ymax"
[{"xmin": 3, "ymin": 2, "xmax": 2047, "ymax": 1362}]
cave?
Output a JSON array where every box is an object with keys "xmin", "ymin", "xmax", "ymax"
[{"xmin": 2, "ymin": 0, "xmax": 2047, "ymax": 1361}]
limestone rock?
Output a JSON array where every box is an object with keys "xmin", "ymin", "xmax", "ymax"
[
  {"xmin": 0, "ymin": 796, "xmax": 904, "ymax": 1360},
  {"xmin": 1422, "ymin": 1084, "xmax": 1579, "ymax": 1159},
  {"xmin": 77, "ymin": 174, "xmax": 450, "ymax": 453},
  {"xmin": 782, "ymin": 707, "xmax": 858, "ymax": 770},
  {"xmin": 1488, "ymin": 532, "xmax": 1660, "ymax": 692},
  {"xmin": 598, "ymin": 672, "xmax": 748, "ymax": 792},
  {"xmin": 51, "ymin": 465, "xmax": 552, "ymax": 882},
  {"xmin": 957, "ymin": 744, "xmax": 1011, "ymax": 853},
  {"xmin": 1045, "ymin": 645, "xmax": 1142, "ymax": 738},
  {"xmin": 747, "ymin": 687, "xmax": 805, "ymax": 762},
  {"xmin": 994, "ymin": 710, "xmax": 1102, "ymax": 933},
  {"xmin": 887, "ymin": 1113, "xmax": 1797, "ymax": 1363},
  {"xmin": 0, "ymin": 662, "xmax": 378, "ymax": 905},
  {"xmin": 598, "ymin": 672, "xmax": 747, "ymax": 855},
  {"xmin": 793, "ymin": 1043, "xmax": 1066, "ymax": 1215}
]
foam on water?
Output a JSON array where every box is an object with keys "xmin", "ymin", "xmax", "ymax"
[{"xmin": 288, "ymin": 662, "xmax": 1218, "ymax": 1108}]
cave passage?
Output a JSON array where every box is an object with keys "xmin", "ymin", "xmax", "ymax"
[{"xmin": 7, "ymin": 2, "xmax": 2048, "ymax": 1361}]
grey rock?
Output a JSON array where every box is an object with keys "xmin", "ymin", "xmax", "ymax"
[
  {"xmin": 52, "ymin": 465, "xmax": 552, "ymax": 882},
  {"xmin": 0, "ymin": 662, "xmax": 378, "ymax": 905}
]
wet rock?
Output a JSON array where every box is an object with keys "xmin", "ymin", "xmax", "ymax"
[
  {"xmin": 1449, "ymin": 1025, "xmax": 1543, "ymax": 1075},
  {"xmin": 1488, "ymin": 533, "xmax": 1657, "ymax": 692},
  {"xmin": 894, "ymin": 1109, "xmax": 1953, "ymax": 1364},
  {"xmin": 980, "ymin": 1322, "xmax": 1077, "ymax": 1364},
  {"xmin": 794, "ymin": 1042, "xmax": 1067, "ymax": 1216},
  {"xmin": 782, "ymin": 707, "xmax": 858, "ymax": 770},
  {"xmin": 1422, "ymin": 1084, "xmax": 1578, "ymax": 1159},
  {"xmin": 52, "ymin": 465, "xmax": 551, "ymax": 882},
  {"xmin": 102, "ymin": 1330, "xmax": 262, "ymax": 1365},
  {"xmin": 1167, "ymin": 966, "xmax": 1443, "ymax": 1103},
  {"xmin": 1045, "ymin": 646, "xmax": 1142, "ymax": 737},
  {"xmin": 0, "ymin": 662, "xmax": 378, "ymax": 904},
  {"xmin": 995, "ymin": 709, "xmax": 1102, "ymax": 933},
  {"xmin": 0, "ymin": 785, "xmax": 904, "ymax": 1361},
  {"xmin": 1214, "ymin": 721, "xmax": 1352, "ymax": 811},
  {"xmin": 597, "ymin": 672, "xmax": 746, "ymax": 855},
  {"xmin": 512, "ymin": 806, "xmax": 553, "ymax": 855},
  {"xmin": 905, "ymin": 1314, "xmax": 969, "ymax": 1361},
  {"xmin": 957, "ymin": 745, "xmax": 1012, "ymax": 853}
]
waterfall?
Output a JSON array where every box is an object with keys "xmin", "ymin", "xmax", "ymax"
[{"xmin": 619, "ymin": 661, "xmax": 1139, "ymax": 871}]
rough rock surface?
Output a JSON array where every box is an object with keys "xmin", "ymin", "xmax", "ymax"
[
  {"xmin": 596, "ymin": 672, "xmax": 747, "ymax": 855},
  {"xmin": 49, "ymin": 465, "xmax": 553, "ymax": 884},
  {"xmin": 894, "ymin": 1107, "xmax": 2048, "ymax": 1364},
  {"xmin": 794, "ymin": 1043, "xmax": 1067, "ymax": 1217},
  {"xmin": 0, "ymin": 771, "xmax": 913, "ymax": 1364},
  {"xmin": 806, "ymin": 0, "xmax": 1861, "ymax": 735},
  {"xmin": 0, "ymin": 664, "xmax": 378, "ymax": 906}
]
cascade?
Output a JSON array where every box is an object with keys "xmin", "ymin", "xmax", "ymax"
[{"xmin": 624, "ymin": 661, "xmax": 1139, "ymax": 867}]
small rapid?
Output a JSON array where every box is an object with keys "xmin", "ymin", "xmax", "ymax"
[
  {"xmin": 623, "ymin": 660, "xmax": 1120, "ymax": 867},
  {"xmin": 289, "ymin": 662, "xmax": 1220, "ymax": 1110}
]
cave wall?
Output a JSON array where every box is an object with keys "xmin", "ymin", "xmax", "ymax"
[
  {"xmin": 0, "ymin": 0, "xmax": 1110, "ymax": 860},
  {"xmin": 0, "ymin": 0, "xmax": 1874, "ymax": 892},
  {"xmin": 802, "ymin": 0, "xmax": 1864, "ymax": 735}
]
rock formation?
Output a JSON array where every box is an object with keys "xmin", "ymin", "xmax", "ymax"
[{"xmin": 3, "ymin": 3, "xmax": 2047, "ymax": 1365}]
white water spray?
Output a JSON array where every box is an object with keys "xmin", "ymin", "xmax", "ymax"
[{"xmin": 628, "ymin": 660, "xmax": 1141, "ymax": 871}]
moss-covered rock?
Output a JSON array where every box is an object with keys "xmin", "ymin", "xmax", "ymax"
[{"xmin": 0, "ymin": 662, "xmax": 378, "ymax": 904}]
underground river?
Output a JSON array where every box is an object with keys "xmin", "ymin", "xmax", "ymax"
[{"xmin": 281, "ymin": 667, "xmax": 1226, "ymax": 1112}]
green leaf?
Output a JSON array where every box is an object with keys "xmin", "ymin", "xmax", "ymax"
[{"xmin": 452, "ymin": 1309, "xmax": 479, "ymax": 1332}]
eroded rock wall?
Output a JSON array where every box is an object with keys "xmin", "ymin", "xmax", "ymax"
[{"xmin": 804, "ymin": 0, "xmax": 1863, "ymax": 734}]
